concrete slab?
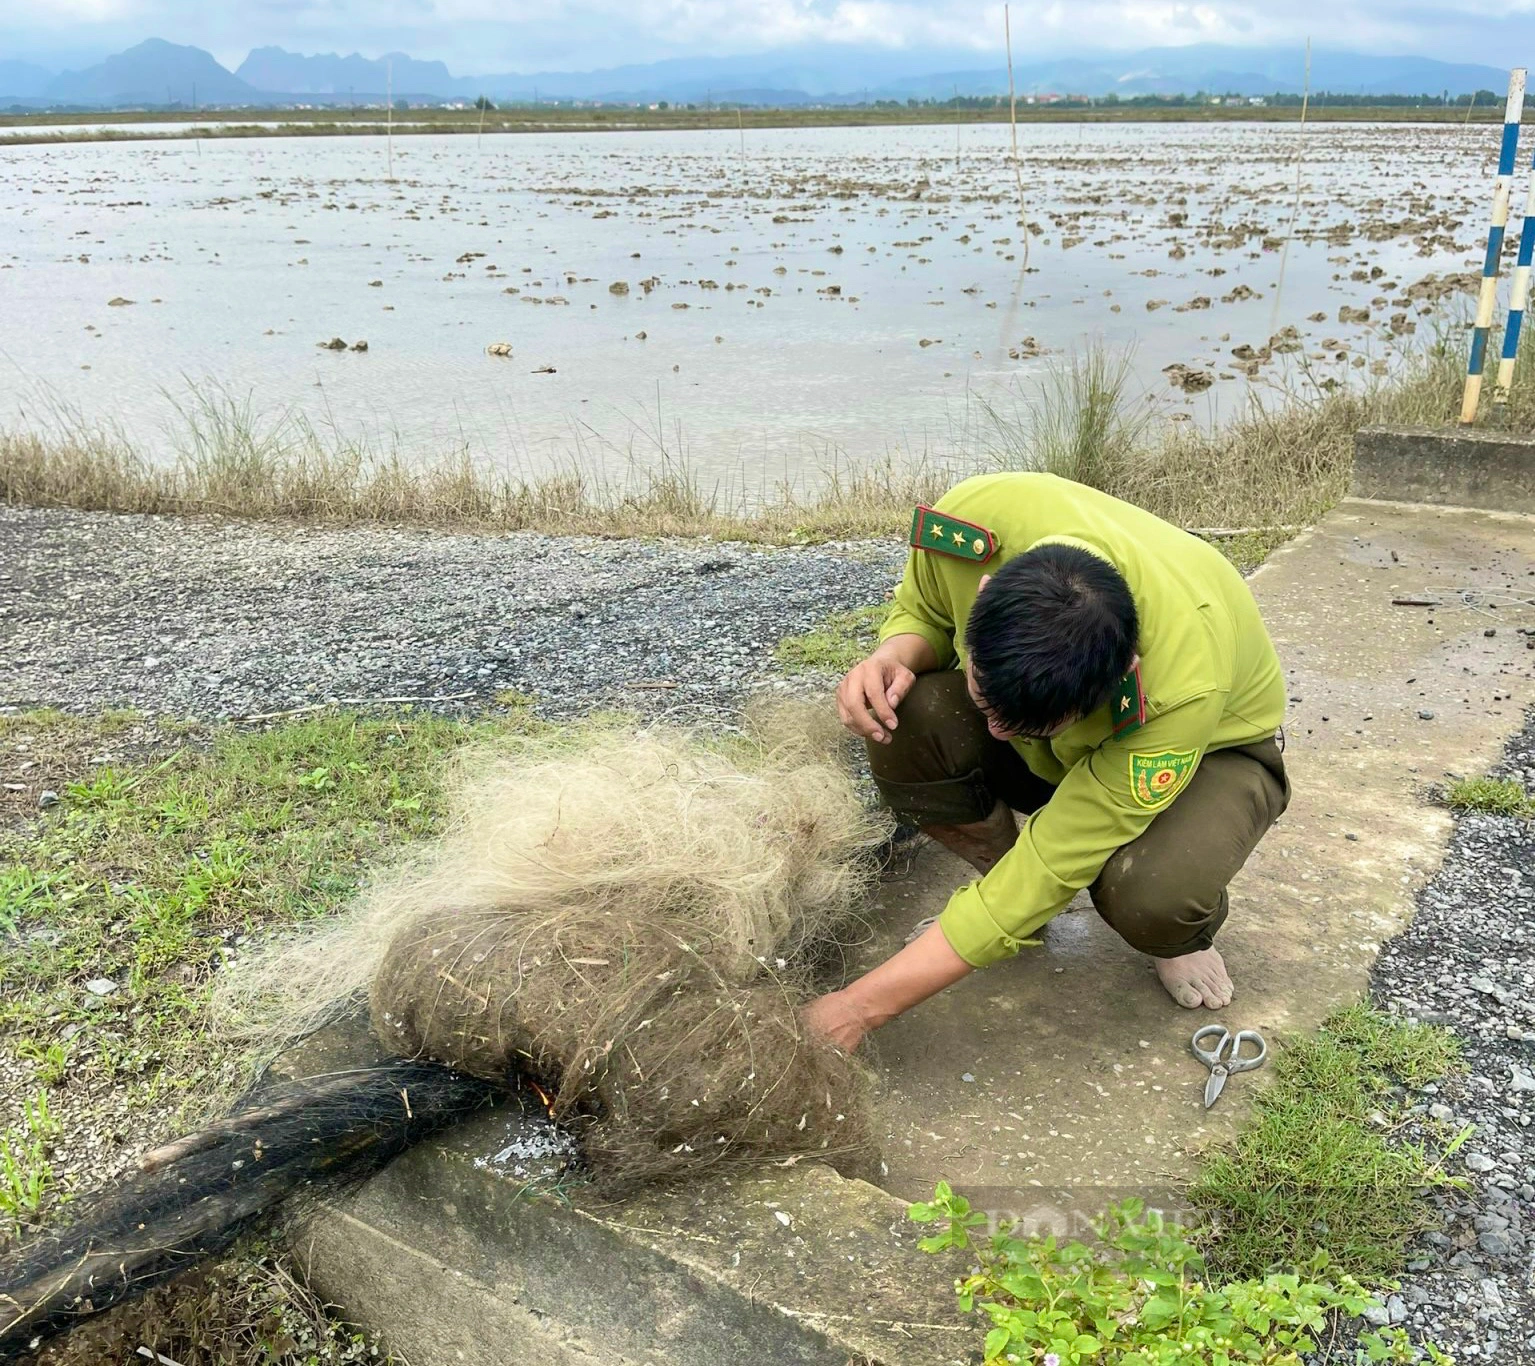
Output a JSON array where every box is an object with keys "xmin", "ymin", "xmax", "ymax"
[
  {"xmin": 1353, "ymin": 425, "xmax": 1535, "ymax": 514},
  {"xmin": 296, "ymin": 1103, "xmax": 973, "ymax": 1366},
  {"xmin": 868, "ymin": 498, "xmax": 1535, "ymax": 1212}
]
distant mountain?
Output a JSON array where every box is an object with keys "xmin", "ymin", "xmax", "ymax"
[
  {"xmin": 43, "ymin": 38, "xmax": 257, "ymax": 105},
  {"xmin": 236, "ymin": 46, "xmax": 453, "ymax": 96},
  {"xmin": 0, "ymin": 60, "xmax": 54, "ymax": 99},
  {"xmin": 1, "ymin": 38, "xmax": 1515, "ymax": 109}
]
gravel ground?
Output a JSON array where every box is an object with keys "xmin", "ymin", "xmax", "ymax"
[
  {"xmin": 1365, "ymin": 714, "xmax": 1535, "ymax": 1364},
  {"xmin": 0, "ymin": 507, "xmax": 902, "ymax": 721}
]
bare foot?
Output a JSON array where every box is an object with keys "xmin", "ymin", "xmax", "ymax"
[{"xmin": 1154, "ymin": 948, "xmax": 1233, "ymax": 1010}]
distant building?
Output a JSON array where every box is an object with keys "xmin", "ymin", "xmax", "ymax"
[{"xmin": 1248, "ymin": 96, "xmax": 1267, "ymax": 106}]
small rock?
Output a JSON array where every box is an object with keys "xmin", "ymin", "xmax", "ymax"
[
  {"xmin": 1466, "ymin": 1152, "xmax": 1497, "ymax": 1172},
  {"xmin": 1386, "ymin": 1294, "xmax": 1407, "ymax": 1324},
  {"xmin": 1480, "ymin": 1278, "xmax": 1505, "ymax": 1312},
  {"xmin": 486, "ymin": 342, "xmax": 513, "ymax": 356},
  {"xmin": 350, "ymin": 340, "xmax": 368, "ymax": 352},
  {"xmin": 107, "ymin": 296, "xmax": 133, "ymax": 306},
  {"xmin": 1162, "ymin": 362, "xmax": 1214, "ymax": 393},
  {"xmin": 1510, "ymin": 1066, "xmax": 1535, "ymax": 1093},
  {"xmin": 961, "ymin": 1072, "xmax": 976, "ymax": 1083},
  {"xmin": 38, "ymin": 789, "xmax": 59, "ymax": 809},
  {"xmin": 1429, "ymin": 1103, "xmax": 1455, "ymax": 1121},
  {"xmin": 85, "ymin": 978, "xmax": 118, "ymax": 997},
  {"xmin": 1418, "ymin": 710, "xmax": 1435, "ymax": 720},
  {"xmin": 317, "ymin": 336, "xmax": 347, "ymax": 350},
  {"xmin": 1362, "ymin": 1304, "xmax": 1391, "ymax": 1327},
  {"xmin": 1478, "ymin": 1229, "xmax": 1514, "ymax": 1256}
]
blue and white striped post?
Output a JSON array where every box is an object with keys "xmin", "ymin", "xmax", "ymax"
[
  {"xmin": 1494, "ymin": 134, "xmax": 1535, "ymax": 405},
  {"xmin": 1462, "ymin": 67, "xmax": 1527, "ymax": 424}
]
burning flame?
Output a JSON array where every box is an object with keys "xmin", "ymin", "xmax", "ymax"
[{"xmin": 528, "ymin": 1080, "xmax": 556, "ymax": 1117}]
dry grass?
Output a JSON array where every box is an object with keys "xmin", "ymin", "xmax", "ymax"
[
  {"xmin": 985, "ymin": 332, "xmax": 1535, "ymax": 531},
  {"xmin": 0, "ymin": 390, "xmax": 948, "ymax": 544},
  {"xmin": 6, "ymin": 337, "xmax": 1535, "ymax": 545}
]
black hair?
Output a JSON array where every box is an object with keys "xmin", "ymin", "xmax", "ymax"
[{"xmin": 966, "ymin": 543, "xmax": 1139, "ymax": 735}]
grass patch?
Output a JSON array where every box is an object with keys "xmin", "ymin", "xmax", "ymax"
[
  {"xmin": 773, "ymin": 603, "xmax": 893, "ymax": 673},
  {"xmin": 9, "ymin": 335, "xmax": 1535, "ymax": 552},
  {"xmin": 1190, "ymin": 1002, "xmax": 1465, "ymax": 1282},
  {"xmin": 0, "ymin": 707, "xmax": 563, "ymax": 1359},
  {"xmin": 1443, "ymin": 774, "xmax": 1535, "ymax": 818},
  {"xmin": 0, "ymin": 707, "xmax": 552, "ymax": 1148}
]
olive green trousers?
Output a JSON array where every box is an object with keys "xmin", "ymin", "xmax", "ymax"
[{"xmin": 866, "ymin": 671, "xmax": 1290, "ymax": 958}]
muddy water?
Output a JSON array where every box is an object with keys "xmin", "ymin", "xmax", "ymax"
[{"xmin": 0, "ymin": 121, "xmax": 1492, "ymax": 495}]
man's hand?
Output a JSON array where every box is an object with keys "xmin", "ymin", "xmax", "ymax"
[
  {"xmin": 800, "ymin": 990, "xmax": 875, "ymax": 1052},
  {"xmin": 799, "ymin": 920, "xmax": 975, "ymax": 1051},
  {"xmin": 835, "ymin": 635, "xmax": 937, "ymax": 744}
]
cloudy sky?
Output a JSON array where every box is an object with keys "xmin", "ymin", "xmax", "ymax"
[{"xmin": 6, "ymin": 0, "xmax": 1535, "ymax": 74}]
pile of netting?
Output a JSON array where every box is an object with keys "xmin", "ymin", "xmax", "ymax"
[
  {"xmin": 2, "ymin": 707, "xmax": 895, "ymax": 1355},
  {"xmin": 219, "ymin": 706, "xmax": 893, "ymax": 1193}
]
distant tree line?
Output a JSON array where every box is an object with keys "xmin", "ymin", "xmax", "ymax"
[{"xmin": 869, "ymin": 90, "xmax": 1503, "ymax": 110}]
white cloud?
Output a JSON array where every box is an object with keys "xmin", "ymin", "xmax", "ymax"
[{"xmin": 5, "ymin": 0, "xmax": 1535, "ymax": 72}]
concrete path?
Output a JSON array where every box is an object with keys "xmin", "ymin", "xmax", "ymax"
[{"xmin": 866, "ymin": 498, "xmax": 1535, "ymax": 1213}]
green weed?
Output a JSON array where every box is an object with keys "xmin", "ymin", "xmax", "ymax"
[
  {"xmin": 1442, "ymin": 776, "xmax": 1534, "ymax": 818},
  {"xmin": 911, "ymin": 1186, "xmax": 1449, "ymax": 1365},
  {"xmin": 16, "ymin": 1038, "xmax": 72, "ymax": 1086},
  {"xmin": 774, "ymin": 603, "xmax": 893, "ymax": 673},
  {"xmin": 0, "ymin": 1090, "xmax": 62, "ymax": 1233}
]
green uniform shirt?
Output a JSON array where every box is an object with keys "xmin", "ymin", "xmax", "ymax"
[{"xmin": 880, "ymin": 473, "xmax": 1286, "ymax": 968}]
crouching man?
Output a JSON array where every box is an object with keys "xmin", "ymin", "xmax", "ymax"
[{"xmin": 802, "ymin": 472, "xmax": 1289, "ymax": 1053}]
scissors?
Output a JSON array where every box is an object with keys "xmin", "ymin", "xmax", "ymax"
[{"xmin": 1191, "ymin": 1025, "xmax": 1268, "ymax": 1109}]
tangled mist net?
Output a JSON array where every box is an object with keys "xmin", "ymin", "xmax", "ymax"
[{"xmin": 218, "ymin": 706, "xmax": 893, "ymax": 1193}]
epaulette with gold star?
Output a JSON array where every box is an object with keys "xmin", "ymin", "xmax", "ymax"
[
  {"xmin": 1111, "ymin": 662, "xmax": 1147, "ymax": 737},
  {"xmin": 908, "ymin": 506, "xmax": 997, "ymax": 564}
]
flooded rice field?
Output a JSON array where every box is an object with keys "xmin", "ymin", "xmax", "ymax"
[{"xmin": 0, "ymin": 121, "xmax": 1492, "ymax": 494}]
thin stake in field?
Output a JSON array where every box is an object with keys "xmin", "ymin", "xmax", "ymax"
[
  {"xmin": 386, "ymin": 58, "xmax": 395, "ymax": 182},
  {"xmin": 1268, "ymin": 37, "xmax": 1311, "ymax": 341},
  {"xmin": 1004, "ymin": 3, "xmax": 1029, "ymax": 272},
  {"xmin": 1494, "ymin": 130, "xmax": 1535, "ymax": 405},
  {"xmin": 1462, "ymin": 67, "xmax": 1526, "ymax": 423}
]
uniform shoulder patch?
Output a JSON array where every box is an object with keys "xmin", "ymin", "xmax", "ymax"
[
  {"xmin": 909, "ymin": 505, "xmax": 997, "ymax": 563},
  {"xmin": 1129, "ymin": 749, "xmax": 1199, "ymax": 809}
]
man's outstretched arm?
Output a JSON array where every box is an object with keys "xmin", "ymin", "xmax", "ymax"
[{"xmin": 800, "ymin": 921, "xmax": 972, "ymax": 1051}]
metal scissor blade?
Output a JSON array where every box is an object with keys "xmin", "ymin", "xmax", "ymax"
[{"xmin": 1204, "ymin": 1067, "xmax": 1227, "ymax": 1108}]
